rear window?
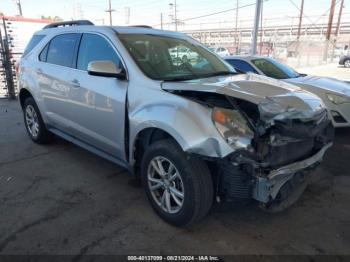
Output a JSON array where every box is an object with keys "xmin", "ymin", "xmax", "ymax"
[{"xmin": 23, "ymin": 35, "xmax": 45, "ymax": 57}]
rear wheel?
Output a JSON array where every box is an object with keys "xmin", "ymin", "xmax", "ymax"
[
  {"xmin": 141, "ymin": 139, "xmax": 214, "ymax": 227},
  {"xmin": 23, "ymin": 97, "xmax": 53, "ymax": 144},
  {"xmin": 344, "ymin": 59, "xmax": 350, "ymax": 68}
]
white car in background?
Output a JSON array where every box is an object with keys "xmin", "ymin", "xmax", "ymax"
[
  {"xmin": 225, "ymin": 56, "xmax": 350, "ymax": 128},
  {"xmin": 169, "ymin": 46, "xmax": 199, "ymax": 62},
  {"xmin": 209, "ymin": 46, "xmax": 230, "ymax": 57}
]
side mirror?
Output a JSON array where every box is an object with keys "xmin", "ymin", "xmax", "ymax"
[{"xmin": 87, "ymin": 60, "xmax": 126, "ymax": 80}]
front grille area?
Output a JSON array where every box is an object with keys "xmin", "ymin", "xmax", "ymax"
[{"xmin": 255, "ymin": 112, "xmax": 334, "ymax": 169}]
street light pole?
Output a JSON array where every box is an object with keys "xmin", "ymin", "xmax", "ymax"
[{"xmin": 251, "ymin": 0, "xmax": 262, "ymax": 55}]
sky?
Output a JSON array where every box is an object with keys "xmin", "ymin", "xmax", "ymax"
[{"xmin": 1, "ymin": 0, "xmax": 349, "ymax": 30}]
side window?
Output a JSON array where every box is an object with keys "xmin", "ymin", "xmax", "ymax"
[
  {"xmin": 46, "ymin": 34, "xmax": 80, "ymax": 67},
  {"xmin": 226, "ymin": 59, "xmax": 258, "ymax": 74},
  {"xmin": 77, "ymin": 34, "xmax": 122, "ymax": 71},
  {"xmin": 23, "ymin": 35, "xmax": 45, "ymax": 57},
  {"xmin": 39, "ymin": 44, "xmax": 49, "ymax": 62}
]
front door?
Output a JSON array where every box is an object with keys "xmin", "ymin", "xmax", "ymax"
[{"xmin": 66, "ymin": 33, "xmax": 128, "ymax": 161}]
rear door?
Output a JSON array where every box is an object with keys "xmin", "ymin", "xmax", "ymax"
[
  {"xmin": 37, "ymin": 33, "xmax": 81, "ymax": 132},
  {"xmin": 66, "ymin": 33, "xmax": 128, "ymax": 160}
]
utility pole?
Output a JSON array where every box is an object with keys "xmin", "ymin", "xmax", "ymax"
[
  {"xmin": 105, "ymin": 0, "xmax": 115, "ymax": 26},
  {"xmin": 324, "ymin": 0, "xmax": 336, "ymax": 61},
  {"xmin": 160, "ymin": 13, "xmax": 163, "ymax": 30},
  {"xmin": 174, "ymin": 0, "xmax": 178, "ymax": 31},
  {"xmin": 124, "ymin": 7, "xmax": 130, "ymax": 24},
  {"xmin": 297, "ymin": 0, "xmax": 304, "ymax": 40},
  {"xmin": 335, "ymin": 0, "xmax": 344, "ymax": 37},
  {"xmin": 331, "ymin": 0, "xmax": 344, "ymax": 61},
  {"xmin": 251, "ymin": 0, "xmax": 262, "ymax": 55},
  {"xmin": 259, "ymin": 0, "xmax": 264, "ymax": 55},
  {"xmin": 235, "ymin": 0, "xmax": 239, "ymax": 54},
  {"xmin": 14, "ymin": 0, "xmax": 23, "ymax": 16},
  {"xmin": 326, "ymin": 0, "xmax": 336, "ymax": 41}
]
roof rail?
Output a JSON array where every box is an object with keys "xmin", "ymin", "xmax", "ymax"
[
  {"xmin": 130, "ymin": 25, "xmax": 153, "ymax": 29},
  {"xmin": 43, "ymin": 20, "xmax": 94, "ymax": 29}
]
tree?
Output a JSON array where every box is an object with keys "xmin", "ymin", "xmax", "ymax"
[{"xmin": 40, "ymin": 15, "xmax": 63, "ymax": 22}]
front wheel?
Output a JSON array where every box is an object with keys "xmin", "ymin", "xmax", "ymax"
[
  {"xmin": 141, "ymin": 139, "xmax": 214, "ymax": 227},
  {"xmin": 344, "ymin": 59, "xmax": 350, "ymax": 68}
]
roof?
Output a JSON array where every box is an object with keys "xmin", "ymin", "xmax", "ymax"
[{"xmin": 34, "ymin": 23, "xmax": 188, "ymax": 41}]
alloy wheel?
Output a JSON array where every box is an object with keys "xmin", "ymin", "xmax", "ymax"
[
  {"xmin": 25, "ymin": 105, "xmax": 40, "ymax": 138},
  {"xmin": 345, "ymin": 60, "xmax": 350, "ymax": 68},
  {"xmin": 147, "ymin": 156, "xmax": 185, "ymax": 214}
]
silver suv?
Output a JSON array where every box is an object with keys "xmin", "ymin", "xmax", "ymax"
[{"xmin": 18, "ymin": 20, "xmax": 333, "ymax": 226}]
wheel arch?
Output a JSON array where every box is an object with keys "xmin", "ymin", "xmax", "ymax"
[
  {"xmin": 19, "ymin": 88, "xmax": 33, "ymax": 108},
  {"xmin": 130, "ymin": 126, "xmax": 185, "ymax": 176}
]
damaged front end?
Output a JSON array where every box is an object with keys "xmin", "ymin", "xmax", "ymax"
[
  {"xmin": 164, "ymin": 82, "xmax": 334, "ymax": 211},
  {"xmin": 215, "ymin": 94, "xmax": 334, "ymax": 211}
]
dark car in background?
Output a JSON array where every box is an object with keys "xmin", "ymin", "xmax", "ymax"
[{"xmin": 339, "ymin": 55, "xmax": 350, "ymax": 68}]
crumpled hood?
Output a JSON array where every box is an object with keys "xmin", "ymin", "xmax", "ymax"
[
  {"xmin": 161, "ymin": 73, "xmax": 326, "ymax": 122},
  {"xmin": 285, "ymin": 75, "xmax": 350, "ymax": 96}
]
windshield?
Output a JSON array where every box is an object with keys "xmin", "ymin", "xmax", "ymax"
[
  {"xmin": 118, "ymin": 34, "xmax": 236, "ymax": 81},
  {"xmin": 251, "ymin": 58, "xmax": 300, "ymax": 79}
]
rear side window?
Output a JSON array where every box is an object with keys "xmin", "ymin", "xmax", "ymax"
[
  {"xmin": 77, "ymin": 34, "xmax": 122, "ymax": 71},
  {"xmin": 23, "ymin": 35, "xmax": 45, "ymax": 57},
  {"xmin": 46, "ymin": 34, "xmax": 80, "ymax": 68},
  {"xmin": 39, "ymin": 44, "xmax": 49, "ymax": 62},
  {"xmin": 226, "ymin": 59, "xmax": 258, "ymax": 74}
]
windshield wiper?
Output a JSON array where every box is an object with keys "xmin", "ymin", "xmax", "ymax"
[
  {"xmin": 202, "ymin": 71, "xmax": 237, "ymax": 78},
  {"xmin": 163, "ymin": 76, "xmax": 197, "ymax": 82}
]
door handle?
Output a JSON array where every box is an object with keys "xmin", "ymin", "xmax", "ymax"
[
  {"xmin": 36, "ymin": 68, "xmax": 43, "ymax": 75},
  {"xmin": 71, "ymin": 79, "xmax": 80, "ymax": 88}
]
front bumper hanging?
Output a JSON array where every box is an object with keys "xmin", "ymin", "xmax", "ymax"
[{"xmin": 252, "ymin": 142, "xmax": 333, "ymax": 203}]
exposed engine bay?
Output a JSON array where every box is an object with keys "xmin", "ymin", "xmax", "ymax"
[{"xmin": 165, "ymin": 89, "xmax": 334, "ymax": 211}]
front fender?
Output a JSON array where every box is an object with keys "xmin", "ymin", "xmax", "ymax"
[{"xmin": 129, "ymin": 99, "xmax": 234, "ymax": 163}]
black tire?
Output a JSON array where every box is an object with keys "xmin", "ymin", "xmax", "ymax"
[
  {"xmin": 141, "ymin": 139, "xmax": 214, "ymax": 227},
  {"xmin": 344, "ymin": 59, "xmax": 350, "ymax": 68},
  {"xmin": 23, "ymin": 97, "xmax": 53, "ymax": 144}
]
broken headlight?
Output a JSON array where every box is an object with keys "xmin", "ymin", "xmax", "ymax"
[
  {"xmin": 326, "ymin": 93, "xmax": 350, "ymax": 105},
  {"xmin": 212, "ymin": 107, "xmax": 254, "ymax": 149}
]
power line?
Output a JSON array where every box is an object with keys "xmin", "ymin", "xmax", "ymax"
[
  {"xmin": 289, "ymin": 0, "xmax": 342, "ymax": 32},
  {"xmin": 153, "ymin": 1, "xmax": 257, "ymax": 27}
]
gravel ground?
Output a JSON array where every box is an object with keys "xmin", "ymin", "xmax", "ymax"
[{"xmin": 0, "ymin": 99, "xmax": 349, "ymax": 256}]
